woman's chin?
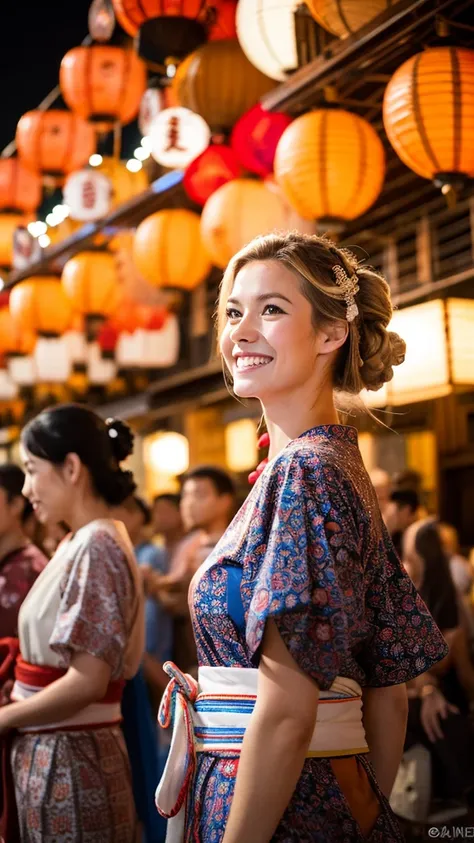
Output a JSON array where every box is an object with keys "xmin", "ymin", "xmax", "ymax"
[{"xmin": 232, "ymin": 379, "xmax": 260, "ymax": 399}]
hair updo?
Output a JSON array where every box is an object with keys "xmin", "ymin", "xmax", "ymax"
[
  {"xmin": 21, "ymin": 404, "xmax": 136, "ymax": 506},
  {"xmin": 217, "ymin": 231, "xmax": 406, "ymax": 395}
]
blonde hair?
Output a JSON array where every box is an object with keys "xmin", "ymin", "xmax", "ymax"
[{"xmin": 217, "ymin": 231, "xmax": 405, "ymax": 395}]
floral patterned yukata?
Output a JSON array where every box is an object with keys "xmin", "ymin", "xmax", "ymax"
[
  {"xmin": 187, "ymin": 425, "xmax": 448, "ymax": 842},
  {"xmin": 11, "ymin": 519, "xmax": 144, "ymax": 843}
]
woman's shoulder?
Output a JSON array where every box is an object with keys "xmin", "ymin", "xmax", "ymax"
[{"xmin": 72, "ymin": 518, "xmax": 134, "ymax": 567}]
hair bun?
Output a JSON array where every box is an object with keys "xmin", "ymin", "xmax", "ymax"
[{"xmin": 105, "ymin": 418, "xmax": 134, "ymax": 463}]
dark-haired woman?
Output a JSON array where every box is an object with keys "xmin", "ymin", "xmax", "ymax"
[{"xmin": 0, "ymin": 404, "xmax": 144, "ymax": 843}]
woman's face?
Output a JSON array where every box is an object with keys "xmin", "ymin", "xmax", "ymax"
[
  {"xmin": 20, "ymin": 446, "xmax": 70, "ymax": 526},
  {"xmin": 220, "ymin": 260, "xmax": 321, "ymax": 402},
  {"xmin": 402, "ymin": 521, "xmax": 424, "ymax": 588}
]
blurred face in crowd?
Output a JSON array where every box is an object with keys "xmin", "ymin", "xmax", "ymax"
[
  {"xmin": 384, "ymin": 501, "xmax": 416, "ymax": 536},
  {"xmin": 152, "ymin": 498, "xmax": 182, "ymax": 538},
  {"xmin": 180, "ymin": 478, "xmax": 232, "ymax": 533},
  {"xmin": 0, "ymin": 487, "xmax": 24, "ymax": 538},
  {"xmin": 112, "ymin": 498, "xmax": 146, "ymax": 546}
]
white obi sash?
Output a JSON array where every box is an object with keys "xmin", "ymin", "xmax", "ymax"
[{"xmin": 155, "ymin": 662, "xmax": 368, "ymax": 843}]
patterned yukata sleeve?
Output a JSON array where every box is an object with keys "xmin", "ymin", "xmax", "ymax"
[
  {"xmin": 245, "ymin": 454, "xmax": 350, "ymax": 690},
  {"xmin": 357, "ymin": 531, "xmax": 449, "ymax": 687},
  {"xmin": 49, "ymin": 529, "xmax": 134, "ymax": 678}
]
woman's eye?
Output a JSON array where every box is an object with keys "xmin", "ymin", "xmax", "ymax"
[
  {"xmin": 263, "ymin": 304, "xmax": 284, "ymax": 316},
  {"xmin": 226, "ymin": 308, "xmax": 241, "ymax": 320}
]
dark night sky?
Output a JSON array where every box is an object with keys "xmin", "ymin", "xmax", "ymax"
[{"xmin": 0, "ymin": 0, "xmax": 93, "ymax": 152}]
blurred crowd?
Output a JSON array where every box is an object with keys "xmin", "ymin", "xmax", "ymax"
[{"xmin": 2, "ymin": 457, "xmax": 474, "ymax": 834}]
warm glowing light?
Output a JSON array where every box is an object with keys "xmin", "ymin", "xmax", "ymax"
[
  {"xmin": 89, "ymin": 153, "xmax": 104, "ymax": 167},
  {"xmin": 141, "ymin": 136, "xmax": 152, "ymax": 152},
  {"xmin": 38, "ymin": 234, "xmax": 51, "ymax": 248},
  {"xmin": 134, "ymin": 147, "xmax": 149, "ymax": 161},
  {"xmin": 225, "ymin": 419, "xmax": 258, "ymax": 472},
  {"xmin": 27, "ymin": 221, "xmax": 47, "ymax": 237},
  {"xmin": 148, "ymin": 432, "xmax": 189, "ymax": 476},
  {"xmin": 126, "ymin": 159, "xmax": 142, "ymax": 172}
]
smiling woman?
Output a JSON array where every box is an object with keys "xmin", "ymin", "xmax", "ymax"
[{"xmin": 154, "ymin": 231, "xmax": 449, "ymax": 843}]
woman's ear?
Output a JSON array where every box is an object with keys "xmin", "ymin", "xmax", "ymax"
[
  {"xmin": 62, "ymin": 452, "xmax": 82, "ymax": 486},
  {"xmin": 315, "ymin": 320, "xmax": 349, "ymax": 356}
]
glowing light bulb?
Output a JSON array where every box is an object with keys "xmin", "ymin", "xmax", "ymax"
[
  {"xmin": 89, "ymin": 153, "xmax": 103, "ymax": 167},
  {"xmin": 38, "ymin": 234, "xmax": 51, "ymax": 248},
  {"xmin": 126, "ymin": 159, "xmax": 142, "ymax": 173}
]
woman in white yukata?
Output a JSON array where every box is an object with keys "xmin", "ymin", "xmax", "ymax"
[{"xmin": 0, "ymin": 404, "xmax": 144, "ymax": 843}]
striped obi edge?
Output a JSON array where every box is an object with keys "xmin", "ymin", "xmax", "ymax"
[
  {"xmin": 155, "ymin": 662, "xmax": 369, "ymax": 843},
  {"xmin": 10, "ymin": 656, "xmax": 125, "ymax": 733}
]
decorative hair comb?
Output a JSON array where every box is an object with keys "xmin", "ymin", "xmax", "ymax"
[{"xmin": 332, "ymin": 264, "xmax": 360, "ymax": 322}]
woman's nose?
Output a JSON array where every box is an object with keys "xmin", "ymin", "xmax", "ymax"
[
  {"xmin": 22, "ymin": 476, "xmax": 31, "ymax": 499},
  {"xmin": 229, "ymin": 314, "xmax": 259, "ymax": 344}
]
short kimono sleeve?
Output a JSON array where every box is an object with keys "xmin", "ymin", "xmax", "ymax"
[
  {"xmin": 357, "ymin": 530, "xmax": 449, "ymax": 687},
  {"xmin": 245, "ymin": 456, "xmax": 350, "ymax": 690},
  {"xmin": 49, "ymin": 529, "xmax": 135, "ymax": 678}
]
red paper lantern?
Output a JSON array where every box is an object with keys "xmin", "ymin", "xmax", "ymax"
[
  {"xmin": 183, "ymin": 144, "xmax": 241, "ymax": 206},
  {"xmin": 139, "ymin": 305, "xmax": 168, "ymax": 331},
  {"xmin": 208, "ymin": 0, "xmax": 236, "ymax": 40},
  {"xmin": 231, "ymin": 103, "xmax": 292, "ymax": 177},
  {"xmin": 98, "ymin": 320, "xmax": 120, "ymax": 354}
]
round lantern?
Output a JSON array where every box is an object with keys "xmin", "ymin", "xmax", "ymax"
[
  {"xmin": 274, "ymin": 109, "xmax": 385, "ymax": 222},
  {"xmin": 383, "ymin": 47, "xmax": 474, "ymax": 188},
  {"xmin": 139, "ymin": 87, "xmax": 165, "ymax": 136},
  {"xmin": 0, "ymin": 160, "xmax": 42, "ymax": 213},
  {"xmin": 16, "ymin": 111, "xmax": 96, "ymax": 178},
  {"xmin": 306, "ymin": 0, "xmax": 391, "ymax": 38},
  {"xmin": 60, "ymin": 46, "xmax": 147, "ymax": 127},
  {"xmin": 149, "ymin": 107, "xmax": 211, "ymax": 169},
  {"xmin": 236, "ymin": 0, "xmax": 300, "ymax": 82},
  {"xmin": 0, "ymin": 307, "xmax": 35, "ymax": 356},
  {"xmin": 61, "ymin": 252, "xmax": 120, "ymax": 319},
  {"xmin": 95, "ymin": 157, "xmax": 148, "ymax": 207},
  {"xmin": 172, "ymin": 39, "xmax": 275, "ymax": 131},
  {"xmin": 208, "ymin": 0, "xmax": 236, "ymax": 40},
  {"xmin": 200, "ymin": 177, "xmax": 314, "ymax": 268},
  {"xmin": 133, "ymin": 209, "xmax": 211, "ymax": 289},
  {"xmin": 0, "ymin": 214, "xmax": 26, "ymax": 268},
  {"xmin": 183, "ymin": 144, "xmax": 241, "ymax": 205},
  {"xmin": 10, "ymin": 278, "xmax": 73, "ymax": 336},
  {"xmin": 63, "ymin": 169, "xmax": 112, "ymax": 222},
  {"xmin": 112, "ymin": 0, "xmax": 223, "ymax": 64},
  {"xmin": 231, "ymin": 104, "xmax": 292, "ymax": 177}
]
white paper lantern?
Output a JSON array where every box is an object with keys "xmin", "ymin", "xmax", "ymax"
[
  {"xmin": 0, "ymin": 369, "xmax": 18, "ymax": 400},
  {"xmin": 116, "ymin": 316, "xmax": 180, "ymax": 368},
  {"xmin": 63, "ymin": 330, "xmax": 88, "ymax": 365},
  {"xmin": 149, "ymin": 432, "xmax": 189, "ymax": 476},
  {"xmin": 87, "ymin": 342, "xmax": 117, "ymax": 385},
  {"xmin": 8, "ymin": 355, "xmax": 36, "ymax": 387},
  {"xmin": 63, "ymin": 169, "xmax": 112, "ymax": 222},
  {"xmin": 34, "ymin": 337, "xmax": 72, "ymax": 383},
  {"xmin": 236, "ymin": 0, "xmax": 300, "ymax": 82},
  {"xmin": 149, "ymin": 107, "xmax": 211, "ymax": 169},
  {"xmin": 139, "ymin": 88, "xmax": 164, "ymax": 137}
]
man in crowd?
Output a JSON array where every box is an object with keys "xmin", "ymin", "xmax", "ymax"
[
  {"xmin": 151, "ymin": 493, "xmax": 184, "ymax": 558},
  {"xmin": 143, "ymin": 466, "xmax": 236, "ymax": 672},
  {"xmin": 384, "ymin": 488, "xmax": 420, "ymax": 558}
]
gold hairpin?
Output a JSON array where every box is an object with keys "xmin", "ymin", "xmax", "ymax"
[{"xmin": 332, "ymin": 265, "xmax": 360, "ymax": 322}]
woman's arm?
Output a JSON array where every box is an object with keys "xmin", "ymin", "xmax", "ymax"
[
  {"xmin": 362, "ymin": 684, "xmax": 408, "ymax": 798},
  {"xmin": 222, "ymin": 620, "xmax": 319, "ymax": 843},
  {"xmin": 0, "ymin": 652, "xmax": 111, "ymax": 732}
]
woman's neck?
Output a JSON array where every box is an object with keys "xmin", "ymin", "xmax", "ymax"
[
  {"xmin": 263, "ymin": 384, "xmax": 340, "ymax": 460},
  {"xmin": 66, "ymin": 498, "xmax": 111, "ymax": 535}
]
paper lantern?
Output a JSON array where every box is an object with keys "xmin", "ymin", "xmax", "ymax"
[
  {"xmin": 10, "ymin": 278, "xmax": 73, "ymax": 336},
  {"xmin": 225, "ymin": 418, "xmax": 258, "ymax": 472},
  {"xmin": 88, "ymin": 0, "xmax": 117, "ymax": 42},
  {"xmin": 183, "ymin": 144, "xmax": 241, "ymax": 206},
  {"xmin": 0, "ymin": 370, "xmax": 18, "ymax": 400},
  {"xmin": 149, "ymin": 107, "xmax": 211, "ymax": 169},
  {"xmin": 139, "ymin": 87, "xmax": 169, "ymax": 136},
  {"xmin": 12, "ymin": 226, "xmax": 42, "ymax": 271},
  {"xmin": 16, "ymin": 111, "xmax": 96, "ymax": 178},
  {"xmin": 307, "ymin": 0, "xmax": 391, "ymax": 38},
  {"xmin": 0, "ymin": 160, "xmax": 42, "ymax": 213},
  {"xmin": 87, "ymin": 342, "xmax": 117, "ymax": 385},
  {"xmin": 274, "ymin": 109, "xmax": 385, "ymax": 222},
  {"xmin": 383, "ymin": 47, "xmax": 474, "ymax": 189},
  {"xmin": 116, "ymin": 315, "xmax": 180, "ymax": 368},
  {"xmin": 365, "ymin": 299, "xmax": 474, "ymax": 407},
  {"xmin": 147, "ymin": 431, "xmax": 189, "ymax": 475},
  {"xmin": 61, "ymin": 252, "xmax": 120, "ymax": 318},
  {"xmin": 60, "ymin": 46, "xmax": 147, "ymax": 127},
  {"xmin": 200, "ymin": 177, "xmax": 314, "ymax": 268},
  {"xmin": 94, "ymin": 157, "xmax": 148, "ymax": 207},
  {"xmin": 0, "ymin": 308, "xmax": 35, "ymax": 356},
  {"xmin": 0, "ymin": 214, "xmax": 27, "ymax": 268},
  {"xmin": 236, "ymin": 0, "xmax": 300, "ymax": 82},
  {"xmin": 231, "ymin": 104, "xmax": 292, "ymax": 177},
  {"xmin": 133, "ymin": 208, "xmax": 211, "ymax": 289},
  {"xmin": 172, "ymin": 39, "xmax": 275, "ymax": 131},
  {"xmin": 47, "ymin": 217, "xmax": 83, "ymax": 247},
  {"xmin": 63, "ymin": 170, "xmax": 112, "ymax": 222},
  {"xmin": 208, "ymin": 0, "xmax": 236, "ymax": 40}
]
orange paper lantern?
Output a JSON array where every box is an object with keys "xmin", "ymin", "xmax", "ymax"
[
  {"xmin": 307, "ymin": 0, "xmax": 391, "ymax": 38},
  {"xmin": 10, "ymin": 278, "xmax": 73, "ymax": 336},
  {"xmin": 383, "ymin": 47, "xmax": 474, "ymax": 187},
  {"xmin": 61, "ymin": 252, "xmax": 120, "ymax": 318},
  {"xmin": 133, "ymin": 209, "xmax": 211, "ymax": 289},
  {"xmin": 0, "ymin": 213, "xmax": 27, "ymax": 268},
  {"xmin": 16, "ymin": 111, "xmax": 96, "ymax": 178},
  {"xmin": 274, "ymin": 109, "xmax": 385, "ymax": 222},
  {"xmin": 95, "ymin": 157, "xmax": 148, "ymax": 206},
  {"xmin": 60, "ymin": 46, "xmax": 147, "ymax": 127},
  {"xmin": 172, "ymin": 39, "xmax": 275, "ymax": 131},
  {"xmin": 0, "ymin": 307, "xmax": 36, "ymax": 356},
  {"xmin": 0, "ymin": 160, "xmax": 42, "ymax": 213}
]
